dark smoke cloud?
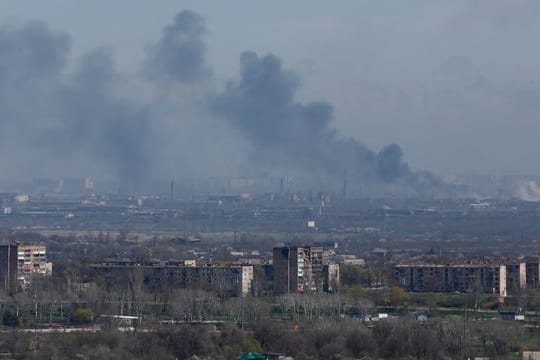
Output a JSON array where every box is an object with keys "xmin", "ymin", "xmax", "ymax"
[
  {"xmin": 212, "ymin": 52, "xmax": 342, "ymax": 165},
  {"xmin": 60, "ymin": 49, "xmax": 151, "ymax": 181},
  {"xmin": 144, "ymin": 10, "xmax": 209, "ymax": 83},
  {"xmin": 0, "ymin": 21, "xmax": 69, "ymax": 133},
  {"xmin": 0, "ymin": 10, "xmax": 447, "ymax": 196},
  {"xmin": 376, "ymin": 144, "xmax": 410, "ymax": 183},
  {"xmin": 212, "ymin": 51, "xmax": 433, "ymax": 192},
  {"xmin": 0, "ymin": 20, "xmax": 71, "ymax": 174},
  {"xmin": 0, "ymin": 20, "xmax": 70, "ymax": 81},
  {"xmin": 0, "ymin": 20, "xmax": 151, "ymax": 182}
]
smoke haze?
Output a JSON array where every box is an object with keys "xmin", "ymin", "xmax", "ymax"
[
  {"xmin": 1, "ymin": 4, "xmax": 536, "ymax": 196},
  {"xmin": 211, "ymin": 51, "xmax": 441, "ymax": 194},
  {"xmin": 145, "ymin": 10, "xmax": 209, "ymax": 83}
]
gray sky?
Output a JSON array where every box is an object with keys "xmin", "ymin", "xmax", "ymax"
[{"xmin": 2, "ymin": 0, "xmax": 540, "ymax": 178}]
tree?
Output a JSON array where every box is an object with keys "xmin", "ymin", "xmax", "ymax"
[
  {"xmin": 72, "ymin": 307, "xmax": 93, "ymax": 324},
  {"xmin": 345, "ymin": 326, "xmax": 375, "ymax": 357},
  {"xmin": 388, "ymin": 286, "xmax": 409, "ymax": 307},
  {"xmin": 2, "ymin": 307, "xmax": 19, "ymax": 327}
]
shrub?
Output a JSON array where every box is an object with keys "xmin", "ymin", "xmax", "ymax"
[
  {"xmin": 72, "ymin": 307, "xmax": 93, "ymax": 324},
  {"xmin": 2, "ymin": 307, "xmax": 19, "ymax": 327}
]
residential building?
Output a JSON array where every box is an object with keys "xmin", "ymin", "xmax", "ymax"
[
  {"xmin": 0, "ymin": 244, "xmax": 18, "ymax": 295},
  {"xmin": 394, "ymin": 264, "xmax": 507, "ymax": 296},
  {"xmin": 526, "ymin": 257, "xmax": 540, "ymax": 288},
  {"xmin": 506, "ymin": 262, "xmax": 526, "ymax": 293},
  {"xmin": 17, "ymin": 244, "xmax": 53, "ymax": 287},
  {"xmin": 91, "ymin": 261, "xmax": 253, "ymax": 297},
  {"xmin": 273, "ymin": 246, "xmax": 338, "ymax": 294},
  {"xmin": 323, "ymin": 263, "xmax": 340, "ymax": 292}
]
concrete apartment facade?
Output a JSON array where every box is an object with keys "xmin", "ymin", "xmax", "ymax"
[
  {"xmin": 394, "ymin": 264, "xmax": 507, "ymax": 296},
  {"xmin": 92, "ymin": 261, "xmax": 254, "ymax": 297},
  {"xmin": 273, "ymin": 246, "xmax": 339, "ymax": 294},
  {"xmin": 17, "ymin": 244, "xmax": 53, "ymax": 287},
  {"xmin": 506, "ymin": 262, "xmax": 526, "ymax": 293},
  {"xmin": 0, "ymin": 244, "xmax": 18, "ymax": 295},
  {"xmin": 526, "ymin": 258, "xmax": 540, "ymax": 288}
]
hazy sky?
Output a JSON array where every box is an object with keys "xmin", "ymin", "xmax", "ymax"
[{"xmin": 2, "ymin": 0, "xmax": 540, "ymax": 178}]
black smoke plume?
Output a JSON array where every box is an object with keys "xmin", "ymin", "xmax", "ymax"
[
  {"xmin": 0, "ymin": 21, "xmax": 151, "ymax": 182},
  {"xmin": 0, "ymin": 11, "xmax": 447, "ymax": 195},
  {"xmin": 212, "ymin": 51, "xmax": 432, "ymax": 192},
  {"xmin": 60, "ymin": 49, "xmax": 151, "ymax": 181},
  {"xmin": 144, "ymin": 10, "xmax": 209, "ymax": 83}
]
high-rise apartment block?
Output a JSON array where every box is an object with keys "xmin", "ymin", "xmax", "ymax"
[
  {"xmin": 526, "ymin": 257, "xmax": 540, "ymax": 288},
  {"xmin": 0, "ymin": 244, "xmax": 18, "ymax": 295},
  {"xmin": 273, "ymin": 246, "xmax": 339, "ymax": 295},
  {"xmin": 506, "ymin": 262, "xmax": 526, "ymax": 293},
  {"xmin": 17, "ymin": 244, "xmax": 53, "ymax": 287}
]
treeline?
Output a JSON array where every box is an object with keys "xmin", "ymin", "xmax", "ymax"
[{"xmin": 0, "ymin": 317, "xmax": 523, "ymax": 359}]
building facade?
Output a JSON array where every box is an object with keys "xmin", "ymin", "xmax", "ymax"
[
  {"xmin": 0, "ymin": 244, "xmax": 18, "ymax": 295},
  {"xmin": 323, "ymin": 263, "xmax": 340, "ymax": 293},
  {"xmin": 506, "ymin": 262, "xmax": 526, "ymax": 293},
  {"xmin": 526, "ymin": 258, "xmax": 540, "ymax": 288},
  {"xmin": 394, "ymin": 264, "xmax": 507, "ymax": 296},
  {"xmin": 273, "ymin": 246, "xmax": 338, "ymax": 295},
  {"xmin": 92, "ymin": 261, "xmax": 253, "ymax": 297},
  {"xmin": 17, "ymin": 244, "xmax": 53, "ymax": 287}
]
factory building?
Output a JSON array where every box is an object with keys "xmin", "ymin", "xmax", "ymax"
[
  {"xmin": 273, "ymin": 246, "xmax": 339, "ymax": 295},
  {"xmin": 394, "ymin": 264, "xmax": 507, "ymax": 296},
  {"xmin": 91, "ymin": 261, "xmax": 253, "ymax": 297}
]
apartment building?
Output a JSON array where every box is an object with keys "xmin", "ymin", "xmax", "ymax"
[
  {"xmin": 17, "ymin": 244, "xmax": 53, "ymax": 287},
  {"xmin": 0, "ymin": 244, "xmax": 18, "ymax": 295},
  {"xmin": 394, "ymin": 264, "xmax": 507, "ymax": 296},
  {"xmin": 273, "ymin": 246, "xmax": 339, "ymax": 295},
  {"xmin": 506, "ymin": 262, "xmax": 526, "ymax": 293},
  {"xmin": 91, "ymin": 261, "xmax": 253, "ymax": 297},
  {"xmin": 526, "ymin": 257, "xmax": 540, "ymax": 288}
]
